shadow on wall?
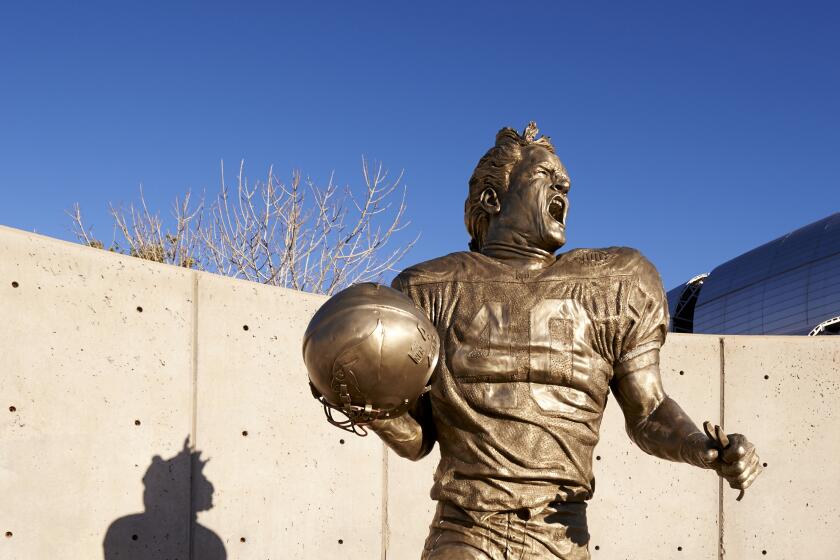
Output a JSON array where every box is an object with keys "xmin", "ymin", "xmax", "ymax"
[{"xmin": 103, "ymin": 438, "xmax": 225, "ymax": 559}]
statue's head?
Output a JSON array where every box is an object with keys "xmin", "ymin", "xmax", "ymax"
[{"xmin": 465, "ymin": 122, "xmax": 570, "ymax": 253}]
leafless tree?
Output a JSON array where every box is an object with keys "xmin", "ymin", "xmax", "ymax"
[
  {"xmin": 70, "ymin": 158, "xmax": 417, "ymax": 295},
  {"xmin": 70, "ymin": 187, "xmax": 204, "ymax": 267}
]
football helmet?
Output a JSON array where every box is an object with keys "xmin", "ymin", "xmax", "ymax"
[{"xmin": 302, "ymin": 283, "xmax": 439, "ymax": 434}]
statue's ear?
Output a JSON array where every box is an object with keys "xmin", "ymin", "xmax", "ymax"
[{"xmin": 479, "ymin": 188, "xmax": 501, "ymax": 215}]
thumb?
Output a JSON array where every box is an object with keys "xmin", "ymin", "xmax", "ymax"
[
  {"xmin": 700, "ymin": 444, "xmax": 719, "ymax": 466},
  {"xmin": 685, "ymin": 432, "xmax": 719, "ymax": 467}
]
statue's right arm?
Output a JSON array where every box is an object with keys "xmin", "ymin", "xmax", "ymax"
[
  {"xmin": 368, "ymin": 392, "xmax": 436, "ymax": 461},
  {"xmin": 369, "ymin": 272, "xmax": 438, "ymax": 461}
]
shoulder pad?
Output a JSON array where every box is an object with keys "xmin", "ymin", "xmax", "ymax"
[{"xmin": 393, "ymin": 251, "xmax": 483, "ymax": 286}]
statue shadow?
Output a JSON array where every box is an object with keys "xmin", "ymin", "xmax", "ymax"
[{"xmin": 103, "ymin": 438, "xmax": 226, "ymax": 559}]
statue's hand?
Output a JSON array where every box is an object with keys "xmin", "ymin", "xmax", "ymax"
[{"xmin": 696, "ymin": 422, "xmax": 763, "ymax": 495}]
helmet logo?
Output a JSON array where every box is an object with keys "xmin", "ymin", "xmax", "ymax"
[
  {"xmin": 409, "ymin": 323, "xmax": 437, "ymax": 365},
  {"xmin": 331, "ymin": 319, "xmax": 385, "ymax": 397}
]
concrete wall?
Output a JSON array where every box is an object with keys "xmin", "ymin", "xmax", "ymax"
[{"xmin": 1, "ymin": 224, "xmax": 838, "ymax": 559}]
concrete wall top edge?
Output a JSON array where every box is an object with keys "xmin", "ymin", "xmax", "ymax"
[{"xmin": 0, "ymin": 223, "xmax": 328, "ymax": 304}]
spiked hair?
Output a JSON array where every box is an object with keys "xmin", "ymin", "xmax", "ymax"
[{"xmin": 143, "ymin": 438, "xmax": 209, "ymax": 484}]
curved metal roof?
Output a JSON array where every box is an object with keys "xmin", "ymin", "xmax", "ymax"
[{"xmin": 690, "ymin": 213, "xmax": 840, "ymax": 335}]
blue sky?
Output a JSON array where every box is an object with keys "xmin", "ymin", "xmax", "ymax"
[{"xmin": 1, "ymin": 1, "xmax": 838, "ymax": 290}]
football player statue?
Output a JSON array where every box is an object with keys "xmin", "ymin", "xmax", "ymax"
[{"xmin": 367, "ymin": 123, "xmax": 762, "ymax": 560}]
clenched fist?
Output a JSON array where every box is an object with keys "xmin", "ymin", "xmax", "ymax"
[
  {"xmin": 684, "ymin": 423, "xmax": 763, "ymax": 496},
  {"xmin": 684, "ymin": 422, "xmax": 764, "ymax": 500}
]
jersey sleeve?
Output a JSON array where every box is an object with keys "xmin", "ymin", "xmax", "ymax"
[
  {"xmin": 614, "ymin": 253, "xmax": 670, "ymax": 376},
  {"xmin": 391, "ymin": 271, "xmax": 444, "ymax": 327}
]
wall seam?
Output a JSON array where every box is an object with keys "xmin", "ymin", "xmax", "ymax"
[
  {"xmin": 381, "ymin": 444, "xmax": 389, "ymax": 560},
  {"xmin": 189, "ymin": 271, "xmax": 200, "ymax": 560},
  {"xmin": 718, "ymin": 336, "xmax": 725, "ymax": 560}
]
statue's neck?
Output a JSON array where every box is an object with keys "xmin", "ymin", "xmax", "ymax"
[{"xmin": 480, "ymin": 241, "xmax": 555, "ymax": 270}]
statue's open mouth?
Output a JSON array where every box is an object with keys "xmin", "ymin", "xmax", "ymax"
[{"xmin": 548, "ymin": 197, "xmax": 565, "ymax": 225}]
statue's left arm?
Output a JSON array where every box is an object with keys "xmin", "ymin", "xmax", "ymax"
[
  {"xmin": 609, "ymin": 253, "xmax": 762, "ymax": 492},
  {"xmin": 611, "ymin": 356, "xmax": 761, "ymax": 491}
]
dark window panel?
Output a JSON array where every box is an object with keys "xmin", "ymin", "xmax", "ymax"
[
  {"xmin": 808, "ymin": 302, "xmax": 840, "ymax": 323},
  {"xmin": 813, "ymin": 214, "xmax": 840, "ymax": 261},
  {"xmin": 686, "ymin": 213, "xmax": 839, "ymax": 335}
]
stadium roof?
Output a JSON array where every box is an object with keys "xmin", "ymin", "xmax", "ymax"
[{"xmin": 668, "ymin": 213, "xmax": 840, "ymax": 335}]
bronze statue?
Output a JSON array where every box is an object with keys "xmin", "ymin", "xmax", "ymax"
[{"xmin": 307, "ymin": 123, "xmax": 762, "ymax": 559}]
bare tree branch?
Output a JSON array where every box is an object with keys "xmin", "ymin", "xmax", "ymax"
[{"xmin": 70, "ymin": 158, "xmax": 416, "ymax": 295}]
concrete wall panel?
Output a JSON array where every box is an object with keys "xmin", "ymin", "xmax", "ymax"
[
  {"xmin": 386, "ymin": 448, "xmax": 439, "ymax": 559},
  {"xmin": 193, "ymin": 273, "xmax": 385, "ymax": 559},
  {"xmin": 574, "ymin": 334, "xmax": 720, "ymax": 559},
  {"xmin": 722, "ymin": 336, "xmax": 840, "ymax": 559},
  {"xmin": 3, "ymin": 226, "xmax": 840, "ymax": 560},
  {"xmin": 0, "ymin": 226, "xmax": 194, "ymax": 560}
]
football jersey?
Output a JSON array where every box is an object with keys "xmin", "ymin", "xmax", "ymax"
[{"xmin": 392, "ymin": 247, "xmax": 669, "ymax": 512}]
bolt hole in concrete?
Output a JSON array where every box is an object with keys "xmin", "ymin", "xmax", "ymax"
[
  {"xmin": 764, "ymin": 374, "xmax": 769, "ymax": 379},
  {"xmin": 679, "ymin": 370, "xmax": 685, "ymax": 376},
  {"xmin": 243, "ymin": 325, "xmax": 249, "ymax": 331},
  {"xmin": 240, "ymin": 537, "xmax": 246, "ymax": 543},
  {"xmin": 131, "ymin": 534, "xmax": 138, "ymax": 541},
  {"xmin": 677, "ymin": 546, "xmax": 683, "ymax": 551},
  {"xmin": 762, "ymin": 551, "xmax": 767, "ymax": 555},
  {"xmin": 5, "ymin": 531, "xmax": 12, "ymax": 538},
  {"xmin": 338, "ymin": 539, "xmax": 344, "ymax": 544},
  {"xmin": 8, "ymin": 406, "xmax": 15, "ymax": 412},
  {"xmin": 596, "ymin": 455, "xmax": 601, "ymax": 461},
  {"xmin": 11, "ymin": 281, "xmax": 19, "ymax": 288},
  {"xmin": 136, "ymin": 306, "xmax": 143, "ymax": 313},
  {"xmin": 242, "ymin": 430, "xmax": 248, "ymax": 437},
  {"xmin": 763, "ymin": 462, "xmax": 768, "ymax": 467},
  {"xmin": 339, "ymin": 439, "xmax": 345, "ymax": 445},
  {"xmin": 594, "ymin": 545, "xmax": 599, "ymax": 550},
  {"xmin": 134, "ymin": 420, "xmax": 141, "ymax": 426}
]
